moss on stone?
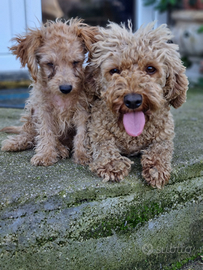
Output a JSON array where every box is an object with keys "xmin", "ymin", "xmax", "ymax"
[
  {"xmin": 83, "ymin": 202, "xmax": 165, "ymax": 239},
  {"xmin": 164, "ymin": 253, "xmax": 202, "ymax": 270}
]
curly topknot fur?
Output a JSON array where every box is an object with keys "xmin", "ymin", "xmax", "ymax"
[{"xmin": 85, "ymin": 21, "xmax": 188, "ymax": 189}]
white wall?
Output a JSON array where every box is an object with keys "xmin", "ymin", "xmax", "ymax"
[
  {"xmin": 0, "ymin": 0, "xmax": 42, "ymax": 72},
  {"xmin": 135, "ymin": 0, "xmax": 167, "ymax": 29}
]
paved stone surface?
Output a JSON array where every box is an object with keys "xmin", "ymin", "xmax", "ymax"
[{"xmin": 0, "ymin": 87, "xmax": 203, "ymax": 270}]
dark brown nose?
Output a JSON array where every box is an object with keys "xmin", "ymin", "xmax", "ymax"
[
  {"xmin": 124, "ymin": 94, "xmax": 142, "ymax": 109},
  {"xmin": 59, "ymin": 84, "xmax": 72, "ymax": 94}
]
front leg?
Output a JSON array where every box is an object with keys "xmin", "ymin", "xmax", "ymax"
[
  {"xmin": 90, "ymin": 140, "xmax": 133, "ymax": 182},
  {"xmin": 31, "ymin": 132, "xmax": 61, "ymax": 166},
  {"xmin": 141, "ymin": 140, "xmax": 173, "ymax": 189},
  {"xmin": 31, "ymin": 112, "xmax": 69, "ymax": 166},
  {"xmin": 72, "ymin": 109, "xmax": 91, "ymax": 165}
]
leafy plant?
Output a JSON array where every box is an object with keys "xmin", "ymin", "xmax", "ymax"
[
  {"xmin": 142, "ymin": 0, "xmax": 181, "ymax": 12},
  {"xmin": 181, "ymin": 56, "xmax": 192, "ymax": 69},
  {"xmin": 197, "ymin": 25, "xmax": 203, "ymax": 33}
]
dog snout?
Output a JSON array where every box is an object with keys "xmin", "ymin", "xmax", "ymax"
[
  {"xmin": 124, "ymin": 93, "xmax": 142, "ymax": 109},
  {"xmin": 59, "ymin": 84, "xmax": 72, "ymax": 94}
]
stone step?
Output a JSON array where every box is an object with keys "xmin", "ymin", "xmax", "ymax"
[{"xmin": 0, "ymin": 88, "xmax": 203, "ymax": 269}]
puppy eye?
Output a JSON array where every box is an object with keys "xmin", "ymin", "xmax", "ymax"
[
  {"xmin": 47, "ymin": 62, "xmax": 54, "ymax": 68},
  {"xmin": 73, "ymin": 61, "xmax": 80, "ymax": 67},
  {"xmin": 146, "ymin": 66, "xmax": 156, "ymax": 75},
  {"xmin": 110, "ymin": 68, "xmax": 120, "ymax": 75}
]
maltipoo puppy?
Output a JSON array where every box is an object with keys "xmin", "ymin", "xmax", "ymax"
[
  {"xmin": 85, "ymin": 22, "xmax": 188, "ymax": 188},
  {"xmin": 1, "ymin": 19, "xmax": 97, "ymax": 166}
]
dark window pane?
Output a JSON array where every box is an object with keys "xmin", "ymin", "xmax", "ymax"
[{"xmin": 42, "ymin": 0, "xmax": 134, "ymax": 28}]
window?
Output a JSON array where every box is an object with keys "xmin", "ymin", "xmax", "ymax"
[{"xmin": 42, "ymin": 0, "xmax": 134, "ymax": 28}]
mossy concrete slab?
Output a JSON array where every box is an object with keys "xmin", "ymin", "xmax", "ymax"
[
  {"xmin": 0, "ymin": 194, "xmax": 203, "ymax": 270},
  {"xmin": 0, "ymin": 88, "xmax": 203, "ymax": 269}
]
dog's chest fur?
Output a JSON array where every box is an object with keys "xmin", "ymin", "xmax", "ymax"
[
  {"xmin": 27, "ymin": 89, "xmax": 77, "ymax": 135},
  {"xmin": 52, "ymin": 95, "xmax": 72, "ymax": 112},
  {"xmin": 51, "ymin": 96, "xmax": 77, "ymax": 131},
  {"xmin": 89, "ymin": 100, "xmax": 174, "ymax": 155}
]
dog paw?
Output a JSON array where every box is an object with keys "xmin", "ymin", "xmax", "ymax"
[
  {"xmin": 73, "ymin": 150, "xmax": 91, "ymax": 165},
  {"xmin": 142, "ymin": 165, "xmax": 170, "ymax": 189},
  {"xmin": 57, "ymin": 145, "xmax": 69, "ymax": 159},
  {"xmin": 31, "ymin": 153, "xmax": 58, "ymax": 166},
  {"xmin": 1, "ymin": 137, "xmax": 31, "ymax": 152},
  {"xmin": 92, "ymin": 157, "xmax": 133, "ymax": 182},
  {"xmin": 1, "ymin": 140, "xmax": 15, "ymax": 151}
]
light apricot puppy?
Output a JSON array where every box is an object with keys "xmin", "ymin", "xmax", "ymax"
[
  {"xmin": 1, "ymin": 19, "xmax": 97, "ymax": 166},
  {"xmin": 85, "ymin": 22, "xmax": 188, "ymax": 188}
]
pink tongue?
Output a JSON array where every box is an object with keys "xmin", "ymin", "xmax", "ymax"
[{"xmin": 123, "ymin": 111, "xmax": 145, "ymax": 137}]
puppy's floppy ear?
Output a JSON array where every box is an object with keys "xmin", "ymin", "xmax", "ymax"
[
  {"xmin": 9, "ymin": 29, "xmax": 43, "ymax": 81},
  {"xmin": 77, "ymin": 26, "xmax": 99, "ymax": 53},
  {"xmin": 84, "ymin": 64, "xmax": 101, "ymax": 99},
  {"xmin": 163, "ymin": 48, "xmax": 189, "ymax": 109}
]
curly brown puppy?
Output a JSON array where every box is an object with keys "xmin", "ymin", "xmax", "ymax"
[
  {"xmin": 85, "ymin": 22, "xmax": 188, "ymax": 189},
  {"xmin": 1, "ymin": 18, "xmax": 97, "ymax": 166}
]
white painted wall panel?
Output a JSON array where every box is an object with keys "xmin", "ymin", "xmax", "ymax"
[
  {"xmin": 0, "ymin": 0, "xmax": 42, "ymax": 72},
  {"xmin": 0, "ymin": 55, "xmax": 26, "ymax": 71},
  {"xmin": 135, "ymin": 0, "xmax": 167, "ymax": 29},
  {"xmin": 10, "ymin": 0, "xmax": 26, "ymax": 36},
  {"xmin": 0, "ymin": 1, "xmax": 12, "ymax": 53},
  {"xmin": 25, "ymin": 0, "xmax": 42, "ymax": 29}
]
